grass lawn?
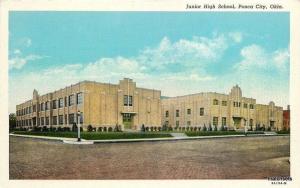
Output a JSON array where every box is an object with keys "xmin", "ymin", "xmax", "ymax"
[
  {"xmin": 185, "ymin": 131, "xmax": 264, "ymax": 137},
  {"xmin": 12, "ymin": 131, "xmax": 172, "ymax": 140}
]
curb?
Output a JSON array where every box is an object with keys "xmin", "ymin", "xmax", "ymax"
[{"xmin": 9, "ymin": 133, "xmax": 290, "ymax": 144}]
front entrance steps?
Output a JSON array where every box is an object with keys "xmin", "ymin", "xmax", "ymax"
[
  {"xmin": 170, "ymin": 132, "xmax": 188, "ymax": 138},
  {"xmin": 123, "ymin": 129, "xmax": 139, "ymax": 133}
]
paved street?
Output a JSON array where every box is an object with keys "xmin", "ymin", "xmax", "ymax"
[{"xmin": 9, "ymin": 135, "xmax": 290, "ymax": 179}]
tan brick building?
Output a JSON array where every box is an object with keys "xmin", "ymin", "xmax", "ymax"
[
  {"xmin": 16, "ymin": 79, "xmax": 283, "ymax": 131},
  {"xmin": 161, "ymin": 85, "xmax": 283, "ymax": 131},
  {"xmin": 16, "ymin": 78, "xmax": 161, "ymax": 131}
]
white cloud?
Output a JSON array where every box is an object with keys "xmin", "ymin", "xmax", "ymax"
[
  {"xmin": 9, "ymin": 54, "xmax": 43, "ymax": 70},
  {"xmin": 8, "ymin": 33, "xmax": 289, "ymax": 113},
  {"xmin": 228, "ymin": 32, "xmax": 243, "ymax": 43},
  {"xmin": 236, "ymin": 44, "xmax": 290, "ymax": 73}
]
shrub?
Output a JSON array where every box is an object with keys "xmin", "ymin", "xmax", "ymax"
[
  {"xmin": 158, "ymin": 127, "xmax": 162, "ymax": 131},
  {"xmin": 145, "ymin": 127, "xmax": 149, "ymax": 132},
  {"xmin": 194, "ymin": 127, "xmax": 197, "ymax": 131},
  {"xmin": 72, "ymin": 123, "xmax": 77, "ymax": 132},
  {"xmin": 141, "ymin": 124, "xmax": 145, "ymax": 132},
  {"xmin": 198, "ymin": 127, "xmax": 201, "ymax": 131},
  {"xmin": 42, "ymin": 126, "xmax": 48, "ymax": 132},
  {"xmin": 49, "ymin": 126, "xmax": 55, "ymax": 132},
  {"xmin": 57, "ymin": 126, "xmax": 62, "ymax": 132},
  {"xmin": 154, "ymin": 126, "xmax": 157, "ymax": 131},
  {"xmin": 114, "ymin": 124, "xmax": 121, "ymax": 132},
  {"xmin": 108, "ymin": 127, "xmax": 113, "ymax": 132},
  {"xmin": 214, "ymin": 125, "xmax": 218, "ymax": 131},
  {"xmin": 208, "ymin": 124, "xmax": 212, "ymax": 131},
  {"xmin": 97, "ymin": 127, "xmax": 103, "ymax": 132},
  {"xmin": 182, "ymin": 127, "xmax": 186, "ymax": 131},
  {"xmin": 63, "ymin": 127, "xmax": 70, "ymax": 132},
  {"xmin": 33, "ymin": 126, "xmax": 41, "ymax": 132},
  {"xmin": 87, "ymin": 125, "xmax": 93, "ymax": 132},
  {"xmin": 168, "ymin": 126, "xmax": 173, "ymax": 131},
  {"xmin": 267, "ymin": 126, "xmax": 271, "ymax": 131},
  {"xmin": 150, "ymin": 127, "xmax": 154, "ymax": 132},
  {"xmin": 203, "ymin": 124, "xmax": 207, "ymax": 131},
  {"xmin": 103, "ymin": 127, "xmax": 107, "ymax": 132}
]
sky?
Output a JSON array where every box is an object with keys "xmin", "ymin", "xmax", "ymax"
[{"xmin": 8, "ymin": 11, "xmax": 290, "ymax": 113}]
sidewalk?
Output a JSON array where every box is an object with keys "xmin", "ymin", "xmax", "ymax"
[{"xmin": 9, "ymin": 132, "xmax": 288, "ymax": 145}]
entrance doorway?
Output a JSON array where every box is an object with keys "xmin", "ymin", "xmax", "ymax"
[
  {"xmin": 233, "ymin": 117, "xmax": 242, "ymax": 129},
  {"xmin": 123, "ymin": 113, "xmax": 133, "ymax": 129},
  {"xmin": 270, "ymin": 121, "xmax": 275, "ymax": 130}
]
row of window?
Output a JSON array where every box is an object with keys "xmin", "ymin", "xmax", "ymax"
[
  {"xmin": 166, "ymin": 108, "xmax": 205, "ymax": 118},
  {"xmin": 17, "ymin": 93, "xmax": 83, "ymax": 116},
  {"xmin": 166, "ymin": 118, "xmax": 254, "ymax": 127},
  {"xmin": 16, "ymin": 113, "xmax": 83, "ymax": 127},
  {"xmin": 213, "ymin": 99, "xmax": 255, "ymax": 109}
]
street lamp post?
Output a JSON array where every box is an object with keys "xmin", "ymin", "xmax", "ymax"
[{"xmin": 77, "ymin": 110, "xmax": 81, "ymax": 142}]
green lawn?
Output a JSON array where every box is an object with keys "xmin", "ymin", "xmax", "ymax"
[
  {"xmin": 12, "ymin": 131, "xmax": 172, "ymax": 140},
  {"xmin": 185, "ymin": 131, "xmax": 264, "ymax": 137}
]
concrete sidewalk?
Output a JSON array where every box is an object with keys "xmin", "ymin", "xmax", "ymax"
[{"xmin": 10, "ymin": 132, "xmax": 288, "ymax": 145}]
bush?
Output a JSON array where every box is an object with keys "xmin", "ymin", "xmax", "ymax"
[
  {"xmin": 103, "ymin": 127, "xmax": 107, "ymax": 132},
  {"xmin": 63, "ymin": 127, "xmax": 70, "ymax": 132},
  {"xmin": 168, "ymin": 126, "xmax": 173, "ymax": 131},
  {"xmin": 182, "ymin": 127, "xmax": 186, "ymax": 131},
  {"xmin": 97, "ymin": 127, "xmax": 103, "ymax": 132},
  {"xmin": 214, "ymin": 125, "xmax": 218, "ymax": 131},
  {"xmin": 158, "ymin": 127, "xmax": 162, "ymax": 131},
  {"xmin": 42, "ymin": 126, "xmax": 48, "ymax": 132},
  {"xmin": 145, "ymin": 127, "xmax": 149, "ymax": 132},
  {"xmin": 141, "ymin": 124, "xmax": 145, "ymax": 132},
  {"xmin": 87, "ymin": 125, "xmax": 93, "ymax": 132},
  {"xmin": 208, "ymin": 124, "xmax": 212, "ymax": 131},
  {"xmin": 33, "ymin": 126, "xmax": 41, "ymax": 132},
  {"xmin": 154, "ymin": 126, "xmax": 157, "ymax": 131},
  {"xmin": 72, "ymin": 123, "xmax": 77, "ymax": 132},
  {"xmin": 57, "ymin": 126, "xmax": 62, "ymax": 132},
  {"xmin": 108, "ymin": 127, "xmax": 113, "ymax": 132},
  {"xmin": 49, "ymin": 126, "xmax": 56, "ymax": 132},
  {"xmin": 267, "ymin": 126, "xmax": 271, "ymax": 131},
  {"xmin": 150, "ymin": 127, "xmax": 154, "ymax": 132},
  {"xmin": 203, "ymin": 124, "xmax": 207, "ymax": 131}
]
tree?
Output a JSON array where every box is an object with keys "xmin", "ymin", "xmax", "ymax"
[
  {"xmin": 9, "ymin": 113, "xmax": 17, "ymax": 131},
  {"xmin": 87, "ymin": 125, "xmax": 93, "ymax": 132}
]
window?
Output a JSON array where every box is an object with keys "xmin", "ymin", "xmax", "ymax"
[
  {"xmin": 213, "ymin": 99, "xmax": 219, "ymax": 105},
  {"xmin": 33, "ymin": 105, "xmax": 36, "ymax": 112},
  {"xmin": 213, "ymin": 117, "xmax": 218, "ymax": 126},
  {"xmin": 234, "ymin": 102, "xmax": 241, "ymax": 107},
  {"xmin": 45, "ymin": 101, "xmax": 50, "ymax": 110},
  {"xmin": 165, "ymin": 110, "xmax": 169, "ymax": 117},
  {"xmin": 222, "ymin": 117, "xmax": 226, "ymax": 126},
  {"xmin": 41, "ymin": 117, "xmax": 44, "ymax": 125},
  {"xmin": 200, "ymin": 108, "xmax": 204, "ymax": 116},
  {"xmin": 65, "ymin": 115, "xmax": 68, "ymax": 125},
  {"xmin": 52, "ymin": 100, "xmax": 57, "ymax": 109},
  {"xmin": 250, "ymin": 104, "xmax": 254, "ymax": 109},
  {"xmin": 124, "ymin": 95, "xmax": 133, "ymax": 106},
  {"xmin": 46, "ymin": 117, "xmax": 49, "ymax": 125},
  {"xmin": 187, "ymin": 121, "xmax": 191, "ymax": 126},
  {"xmin": 222, "ymin": 101, "xmax": 227, "ymax": 106},
  {"xmin": 176, "ymin": 121, "xmax": 179, "ymax": 127},
  {"xmin": 69, "ymin": 95, "xmax": 74, "ymax": 106},
  {"xmin": 58, "ymin": 115, "xmax": 64, "ymax": 125},
  {"xmin": 176, "ymin": 110, "xmax": 180, "ymax": 117},
  {"xmin": 77, "ymin": 92, "xmax": 83, "ymax": 104},
  {"xmin": 69, "ymin": 113, "xmax": 75, "ymax": 124},
  {"xmin": 41, "ymin": 103, "xmax": 44, "ymax": 111},
  {"xmin": 59, "ymin": 98, "xmax": 64, "ymax": 108},
  {"xmin": 52, "ymin": 116, "xmax": 57, "ymax": 125},
  {"xmin": 187, "ymin": 109, "xmax": 191, "ymax": 115},
  {"xmin": 244, "ymin": 103, "xmax": 248, "ymax": 108},
  {"xmin": 128, "ymin": 96, "xmax": 133, "ymax": 106}
]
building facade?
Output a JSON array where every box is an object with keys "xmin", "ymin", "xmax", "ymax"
[
  {"xmin": 16, "ymin": 79, "xmax": 284, "ymax": 131},
  {"xmin": 161, "ymin": 85, "xmax": 283, "ymax": 131},
  {"xmin": 283, "ymin": 105, "xmax": 290, "ymax": 131},
  {"xmin": 16, "ymin": 78, "xmax": 161, "ymax": 131}
]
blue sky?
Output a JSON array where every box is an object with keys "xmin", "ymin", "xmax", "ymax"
[{"xmin": 9, "ymin": 11, "xmax": 290, "ymax": 113}]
